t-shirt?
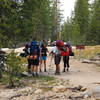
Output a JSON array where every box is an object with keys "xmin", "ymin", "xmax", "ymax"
[
  {"xmin": 52, "ymin": 46, "xmax": 61, "ymax": 55},
  {"xmin": 41, "ymin": 47, "xmax": 48, "ymax": 56}
]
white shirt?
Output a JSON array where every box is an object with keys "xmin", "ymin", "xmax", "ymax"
[{"xmin": 52, "ymin": 46, "xmax": 61, "ymax": 55}]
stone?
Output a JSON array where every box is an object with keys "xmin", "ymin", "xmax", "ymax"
[
  {"xmin": 80, "ymin": 87, "xmax": 87, "ymax": 92},
  {"xmin": 83, "ymin": 86, "xmax": 100, "ymax": 99},
  {"xmin": 52, "ymin": 85, "xmax": 67, "ymax": 92},
  {"xmin": 84, "ymin": 94, "xmax": 89, "ymax": 99},
  {"xmin": 34, "ymin": 89, "xmax": 43, "ymax": 94},
  {"xmin": 0, "ymin": 90, "xmax": 17, "ymax": 99}
]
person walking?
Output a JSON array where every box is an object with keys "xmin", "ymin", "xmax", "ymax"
[{"xmin": 61, "ymin": 43, "xmax": 70, "ymax": 72}]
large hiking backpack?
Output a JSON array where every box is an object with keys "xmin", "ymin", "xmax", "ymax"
[
  {"xmin": 66, "ymin": 44, "xmax": 74, "ymax": 56},
  {"xmin": 29, "ymin": 41, "xmax": 40, "ymax": 59},
  {"xmin": 30, "ymin": 41, "xmax": 37, "ymax": 54},
  {"xmin": 56, "ymin": 40, "xmax": 64, "ymax": 47},
  {"xmin": 61, "ymin": 47, "xmax": 69, "ymax": 56}
]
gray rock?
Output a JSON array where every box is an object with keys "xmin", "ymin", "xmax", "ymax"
[{"xmin": 83, "ymin": 86, "xmax": 100, "ymax": 99}]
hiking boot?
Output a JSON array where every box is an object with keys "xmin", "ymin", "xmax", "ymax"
[
  {"xmin": 28, "ymin": 70, "xmax": 31, "ymax": 74},
  {"xmin": 62, "ymin": 68, "xmax": 66, "ymax": 72},
  {"xmin": 36, "ymin": 73, "xmax": 39, "ymax": 76},
  {"xmin": 32, "ymin": 73, "xmax": 34, "ymax": 76},
  {"xmin": 44, "ymin": 69, "xmax": 47, "ymax": 72},
  {"xmin": 55, "ymin": 72, "xmax": 60, "ymax": 75},
  {"xmin": 67, "ymin": 68, "xmax": 69, "ymax": 72},
  {"xmin": 40, "ymin": 69, "xmax": 42, "ymax": 72}
]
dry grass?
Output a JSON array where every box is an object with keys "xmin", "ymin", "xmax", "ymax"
[{"xmin": 73, "ymin": 45, "xmax": 100, "ymax": 59}]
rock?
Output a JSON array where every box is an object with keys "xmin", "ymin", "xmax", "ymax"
[
  {"xmin": 52, "ymin": 85, "xmax": 67, "ymax": 92},
  {"xmin": 34, "ymin": 89, "xmax": 43, "ymax": 94},
  {"xmin": 82, "ymin": 59, "xmax": 94, "ymax": 64},
  {"xmin": 83, "ymin": 86, "xmax": 100, "ymax": 99},
  {"xmin": 92, "ymin": 87, "xmax": 100, "ymax": 99},
  {"xmin": 82, "ymin": 59, "xmax": 100, "ymax": 66},
  {"xmin": 66, "ymin": 85, "xmax": 83, "ymax": 92},
  {"xmin": 84, "ymin": 94, "xmax": 89, "ymax": 99},
  {"xmin": 80, "ymin": 87, "xmax": 87, "ymax": 92},
  {"xmin": 0, "ymin": 90, "xmax": 17, "ymax": 99},
  {"xmin": 21, "ymin": 71, "xmax": 32, "ymax": 77}
]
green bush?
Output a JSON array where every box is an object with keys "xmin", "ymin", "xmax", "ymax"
[{"xmin": 6, "ymin": 51, "xmax": 23, "ymax": 87}]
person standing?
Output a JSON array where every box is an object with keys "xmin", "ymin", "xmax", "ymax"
[
  {"xmin": 23, "ymin": 44, "xmax": 31, "ymax": 74},
  {"xmin": 29, "ymin": 39, "xmax": 40, "ymax": 76},
  {"xmin": 52, "ymin": 40, "xmax": 64, "ymax": 75},
  {"xmin": 40, "ymin": 44, "xmax": 48, "ymax": 72}
]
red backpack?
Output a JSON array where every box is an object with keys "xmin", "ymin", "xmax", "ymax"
[
  {"xmin": 61, "ymin": 47, "xmax": 70, "ymax": 56},
  {"xmin": 56, "ymin": 40, "xmax": 64, "ymax": 47}
]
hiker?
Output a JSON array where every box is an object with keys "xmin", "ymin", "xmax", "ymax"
[
  {"xmin": 52, "ymin": 40, "xmax": 64, "ymax": 75},
  {"xmin": 28, "ymin": 39, "xmax": 40, "ymax": 76},
  {"xmin": 62, "ymin": 42, "xmax": 73, "ymax": 72},
  {"xmin": 23, "ymin": 44, "xmax": 31, "ymax": 73},
  {"xmin": 61, "ymin": 43, "xmax": 70, "ymax": 72},
  {"xmin": 40, "ymin": 44, "xmax": 48, "ymax": 72},
  {"xmin": 39, "ymin": 40, "xmax": 46, "ymax": 71}
]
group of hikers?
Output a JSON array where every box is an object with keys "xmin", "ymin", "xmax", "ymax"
[{"xmin": 23, "ymin": 39, "xmax": 73, "ymax": 76}]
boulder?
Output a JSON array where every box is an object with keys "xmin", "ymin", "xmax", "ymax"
[
  {"xmin": 52, "ymin": 85, "xmax": 66, "ymax": 92},
  {"xmin": 0, "ymin": 90, "xmax": 17, "ymax": 99},
  {"xmin": 83, "ymin": 86, "xmax": 100, "ymax": 99}
]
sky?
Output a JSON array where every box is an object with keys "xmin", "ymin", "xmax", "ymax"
[
  {"xmin": 60, "ymin": 0, "xmax": 76, "ymax": 20},
  {"xmin": 60, "ymin": 0, "xmax": 93, "ymax": 20}
]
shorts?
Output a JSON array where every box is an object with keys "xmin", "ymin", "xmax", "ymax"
[
  {"xmin": 42, "ymin": 56, "xmax": 47, "ymax": 60},
  {"xmin": 54, "ymin": 55, "xmax": 61, "ymax": 65},
  {"xmin": 30, "ymin": 59, "xmax": 39, "ymax": 66}
]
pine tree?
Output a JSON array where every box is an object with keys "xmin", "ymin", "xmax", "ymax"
[
  {"xmin": 74, "ymin": 0, "xmax": 89, "ymax": 44},
  {"xmin": 50, "ymin": 0, "xmax": 63, "ymax": 40},
  {"xmin": 89, "ymin": 0, "xmax": 100, "ymax": 45}
]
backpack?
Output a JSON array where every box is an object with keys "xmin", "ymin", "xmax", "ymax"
[
  {"xmin": 56, "ymin": 40, "xmax": 64, "ymax": 47},
  {"xmin": 67, "ymin": 45, "xmax": 74, "ymax": 56},
  {"xmin": 61, "ymin": 47, "xmax": 69, "ymax": 56},
  {"xmin": 29, "ymin": 41, "xmax": 40, "ymax": 59}
]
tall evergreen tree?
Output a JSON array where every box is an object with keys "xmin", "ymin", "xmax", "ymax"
[
  {"xmin": 89, "ymin": 0, "xmax": 100, "ymax": 45},
  {"xmin": 74, "ymin": 0, "xmax": 89, "ymax": 44}
]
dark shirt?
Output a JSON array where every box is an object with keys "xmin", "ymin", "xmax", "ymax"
[{"xmin": 41, "ymin": 47, "xmax": 48, "ymax": 57}]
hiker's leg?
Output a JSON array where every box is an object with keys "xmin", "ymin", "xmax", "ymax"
[
  {"xmin": 57, "ymin": 64, "xmax": 60, "ymax": 73},
  {"xmin": 43, "ymin": 56, "xmax": 47, "ymax": 72},
  {"xmin": 31, "ymin": 65, "xmax": 34, "ymax": 76},
  {"xmin": 35, "ymin": 58, "xmax": 39, "ymax": 75},
  {"xmin": 63, "ymin": 56, "xmax": 67, "ymax": 72},
  {"xmin": 28, "ymin": 59, "xmax": 31, "ymax": 73},
  {"xmin": 35, "ymin": 65, "xmax": 39, "ymax": 75},
  {"xmin": 39, "ymin": 59, "xmax": 42, "ymax": 72},
  {"xmin": 54, "ymin": 55, "xmax": 61, "ymax": 74},
  {"xmin": 66, "ymin": 56, "xmax": 70, "ymax": 71}
]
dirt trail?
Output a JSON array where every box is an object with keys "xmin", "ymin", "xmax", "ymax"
[{"xmin": 46, "ymin": 56, "xmax": 100, "ymax": 89}]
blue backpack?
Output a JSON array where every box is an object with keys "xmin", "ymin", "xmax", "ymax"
[{"xmin": 30, "ymin": 41, "xmax": 39, "ymax": 55}]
